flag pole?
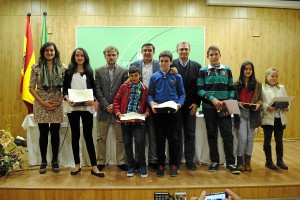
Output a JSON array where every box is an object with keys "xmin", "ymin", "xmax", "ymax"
[{"xmin": 21, "ymin": 12, "xmax": 35, "ymax": 113}]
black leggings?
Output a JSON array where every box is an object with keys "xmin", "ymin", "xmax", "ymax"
[{"xmin": 38, "ymin": 123, "xmax": 60, "ymax": 164}]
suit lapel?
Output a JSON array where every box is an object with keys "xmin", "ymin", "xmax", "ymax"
[
  {"xmin": 111, "ymin": 66, "xmax": 121, "ymax": 88},
  {"xmin": 102, "ymin": 67, "xmax": 111, "ymax": 86}
]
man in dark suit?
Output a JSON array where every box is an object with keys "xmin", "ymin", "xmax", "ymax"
[
  {"xmin": 95, "ymin": 46, "xmax": 128, "ymax": 171},
  {"xmin": 130, "ymin": 43, "xmax": 160, "ymax": 170},
  {"xmin": 172, "ymin": 41, "xmax": 202, "ymax": 171}
]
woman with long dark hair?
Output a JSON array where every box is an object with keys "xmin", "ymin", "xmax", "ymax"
[
  {"xmin": 234, "ymin": 61, "xmax": 262, "ymax": 172},
  {"xmin": 63, "ymin": 48, "xmax": 104, "ymax": 177},
  {"xmin": 29, "ymin": 42, "xmax": 66, "ymax": 174}
]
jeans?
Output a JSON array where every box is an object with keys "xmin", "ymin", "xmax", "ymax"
[
  {"xmin": 203, "ymin": 107, "xmax": 235, "ymax": 165},
  {"xmin": 237, "ymin": 109, "xmax": 254, "ymax": 156},
  {"xmin": 121, "ymin": 123, "xmax": 146, "ymax": 168}
]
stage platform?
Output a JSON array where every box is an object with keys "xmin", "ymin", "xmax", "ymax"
[{"xmin": 1, "ymin": 141, "xmax": 300, "ymax": 200}]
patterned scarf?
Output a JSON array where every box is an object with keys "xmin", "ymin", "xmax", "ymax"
[{"xmin": 41, "ymin": 63, "xmax": 63, "ymax": 90}]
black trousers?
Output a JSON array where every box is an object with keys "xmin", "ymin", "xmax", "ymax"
[
  {"xmin": 38, "ymin": 123, "xmax": 60, "ymax": 164},
  {"xmin": 262, "ymin": 118, "xmax": 285, "ymax": 151},
  {"xmin": 177, "ymin": 109, "xmax": 196, "ymax": 164},
  {"xmin": 67, "ymin": 111, "xmax": 97, "ymax": 166},
  {"xmin": 203, "ymin": 107, "xmax": 235, "ymax": 165},
  {"xmin": 153, "ymin": 112, "xmax": 179, "ymax": 167}
]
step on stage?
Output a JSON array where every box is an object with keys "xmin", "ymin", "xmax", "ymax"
[{"xmin": 1, "ymin": 141, "xmax": 300, "ymax": 200}]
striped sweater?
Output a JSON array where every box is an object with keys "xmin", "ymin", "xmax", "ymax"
[{"xmin": 197, "ymin": 64, "xmax": 235, "ymax": 108}]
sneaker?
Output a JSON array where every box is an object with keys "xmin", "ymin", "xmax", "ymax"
[
  {"xmin": 209, "ymin": 163, "xmax": 219, "ymax": 172},
  {"xmin": 186, "ymin": 162, "xmax": 197, "ymax": 171},
  {"xmin": 170, "ymin": 165, "xmax": 178, "ymax": 177},
  {"xmin": 156, "ymin": 165, "xmax": 165, "ymax": 177},
  {"xmin": 127, "ymin": 168, "xmax": 135, "ymax": 177},
  {"xmin": 39, "ymin": 163, "xmax": 47, "ymax": 174},
  {"xmin": 140, "ymin": 167, "xmax": 148, "ymax": 178},
  {"xmin": 97, "ymin": 164, "xmax": 105, "ymax": 171},
  {"xmin": 227, "ymin": 164, "xmax": 240, "ymax": 174},
  {"xmin": 118, "ymin": 164, "xmax": 128, "ymax": 171},
  {"xmin": 51, "ymin": 162, "xmax": 60, "ymax": 173}
]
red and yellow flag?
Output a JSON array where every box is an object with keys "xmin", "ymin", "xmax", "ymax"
[{"xmin": 20, "ymin": 14, "xmax": 35, "ymax": 113}]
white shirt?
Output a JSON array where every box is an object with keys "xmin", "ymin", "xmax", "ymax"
[
  {"xmin": 64, "ymin": 72, "xmax": 95, "ymax": 114},
  {"xmin": 142, "ymin": 61, "xmax": 153, "ymax": 88}
]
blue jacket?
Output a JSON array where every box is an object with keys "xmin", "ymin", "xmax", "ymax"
[{"xmin": 148, "ymin": 69, "xmax": 186, "ymax": 106}]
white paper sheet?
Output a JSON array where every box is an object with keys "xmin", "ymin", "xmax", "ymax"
[
  {"xmin": 223, "ymin": 100, "xmax": 241, "ymax": 114},
  {"xmin": 120, "ymin": 112, "xmax": 145, "ymax": 121},
  {"xmin": 269, "ymin": 96, "xmax": 295, "ymax": 106},
  {"xmin": 153, "ymin": 100, "xmax": 177, "ymax": 109},
  {"xmin": 68, "ymin": 89, "xmax": 94, "ymax": 102}
]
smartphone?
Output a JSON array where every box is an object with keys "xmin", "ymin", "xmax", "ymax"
[{"xmin": 205, "ymin": 192, "xmax": 228, "ymax": 200}]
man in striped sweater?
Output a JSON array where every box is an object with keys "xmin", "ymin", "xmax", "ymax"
[{"xmin": 197, "ymin": 45, "xmax": 239, "ymax": 174}]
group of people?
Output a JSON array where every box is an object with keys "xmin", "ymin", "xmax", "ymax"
[{"xmin": 29, "ymin": 41, "xmax": 290, "ymax": 179}]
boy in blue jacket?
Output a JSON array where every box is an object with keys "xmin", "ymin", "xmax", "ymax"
[{"xmin": 148, "ymin": 50, "xmax": 186, "ymax": 177}]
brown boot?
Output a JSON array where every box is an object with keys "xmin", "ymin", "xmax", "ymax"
[
  {"xmin": 245, "ymin": 154, "xmax": 252, "ymax": 172},
  {"xmin": 237, "ymin": 156, "xmax": 245, "ymax": 172}
]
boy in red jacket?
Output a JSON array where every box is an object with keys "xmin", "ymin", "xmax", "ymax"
[{"xmin": 114, "ymin": 65, "xmax": 150, "ymax": 177}]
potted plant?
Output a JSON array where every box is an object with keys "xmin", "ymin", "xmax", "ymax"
[{"xmin": 0, "ymin": 128, "xmax": 25, "ymax": 177}]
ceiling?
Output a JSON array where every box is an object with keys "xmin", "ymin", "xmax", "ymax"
[{"xmin": 206, "ymin": 0, "xmax": 300, "ymax": 9}]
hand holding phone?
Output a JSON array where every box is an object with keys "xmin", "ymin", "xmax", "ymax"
[{"xmin": 205, "ymin": 192, "xmax": 228, "ymax": 200}]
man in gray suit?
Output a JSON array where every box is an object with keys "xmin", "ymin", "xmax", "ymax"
[
  {"xmin": 95, "ymin": 46, "xmax": 128, "ymax": 171},
  {"xmin": 130, "ymin": 43, "xmax": 160, "ymax": 170}
]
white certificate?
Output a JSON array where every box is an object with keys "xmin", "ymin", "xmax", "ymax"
[
  {"xmin": 223, "ymin": 100, "xmax": 241, "ymax": 114},
  {"xmin": 269, "ymin": 96, "xmax": 294, "ymax": 106},
  {"xmin": 68, "ymin": 89, "xmax": 94, "ymax": 102},
  {"xmin": 120, "ymin": 112, "xmax": 145, "ymax": 121}
]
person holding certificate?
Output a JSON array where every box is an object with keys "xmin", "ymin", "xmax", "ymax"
[
  {"xmin": 197, "ymin": 45, "xmax": 239, "ymax": 174},
  {"xmin": 29, "ymin": 42, "xmax": 66, "ymax": 174},
  {"xmin": 261, "ymin": 67, "xmax": 289, "ymax": 170},
  {"xmin": 113, "ymin": 65, "xmax": 150, "ymax": 177},
  {"xmin": 63, "ymin": 48, "xmax": 104, "ymax": 177},
  {"xmin": 148, "ymin": 50, "xmax": 186, "ymax": 177},
  {"xmin": 234, "ymin": 61, "xmax": 262, "ymax": 172}
]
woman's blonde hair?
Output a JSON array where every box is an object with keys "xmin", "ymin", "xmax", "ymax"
[{"xmin": 264, "ymin": 67, "xmax": 279, "ymax": 88}]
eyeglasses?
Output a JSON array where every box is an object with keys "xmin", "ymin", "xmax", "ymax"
[{"xmin": 178, "ymin": 48, "xmax": 189, "ymax": 52}]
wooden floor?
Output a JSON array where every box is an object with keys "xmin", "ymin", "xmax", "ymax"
[{"xmin": 1, "ymin": 141, "xmax": 300, "ymax": 200}]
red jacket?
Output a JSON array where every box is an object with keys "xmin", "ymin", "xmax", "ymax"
[{"xmin": 113, "ymin": 82, "xmax": 150, "ymax": 117}]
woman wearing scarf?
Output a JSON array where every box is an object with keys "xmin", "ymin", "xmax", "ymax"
[{"xmin": 29, "ymin": 42, "xmax": 66, "ymax": 174}]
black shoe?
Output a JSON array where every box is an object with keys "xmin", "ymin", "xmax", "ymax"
[
  {"xmin": 39, "ymin": 163, "xmax": 47, "ymax": 174},
  {"xmin": 265, "ymin": 161, "xmax": 278, "ymax": 170},
  {"xmin": 209, "ymin": 163, "xmax": 219, "ymax": 172},
  {"xmin": 156, "ymin": 165, "xmax": 165, "ymax": 177},
  {"xmin": 226, "ymin": 164, "xmax": 240, "ymax": 175},
  {"xmin": 169, "ymin": 165, "xmax": 178, "ymax": 177},
  {"xmin": 186, "ymin": 162, "xmax": 197, "ymax": 171},
  {"xmin": 118, "ymin": 164, "xmax": 128, "ymax": 171},
  {"xmin": 91, "ymin": 169, "xmax": 105, "ymax": 177},
  {"xmin": 148, "ymin": 163, "xmax": 158, "ymax": 170},
  {"xmin": 97, "ymin": 164, "xmax": 105, "ymax": 171},
  {"xmin": 277, "ymin": 160, "xmax": 288, "ymax": 170},
  {"xmin": 52, "ymin": 162, "xmax": 60, "ymax": 173},
  {"xmin": 70, "ymin": 168, "xmax": 81, "ymax": 175}
]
